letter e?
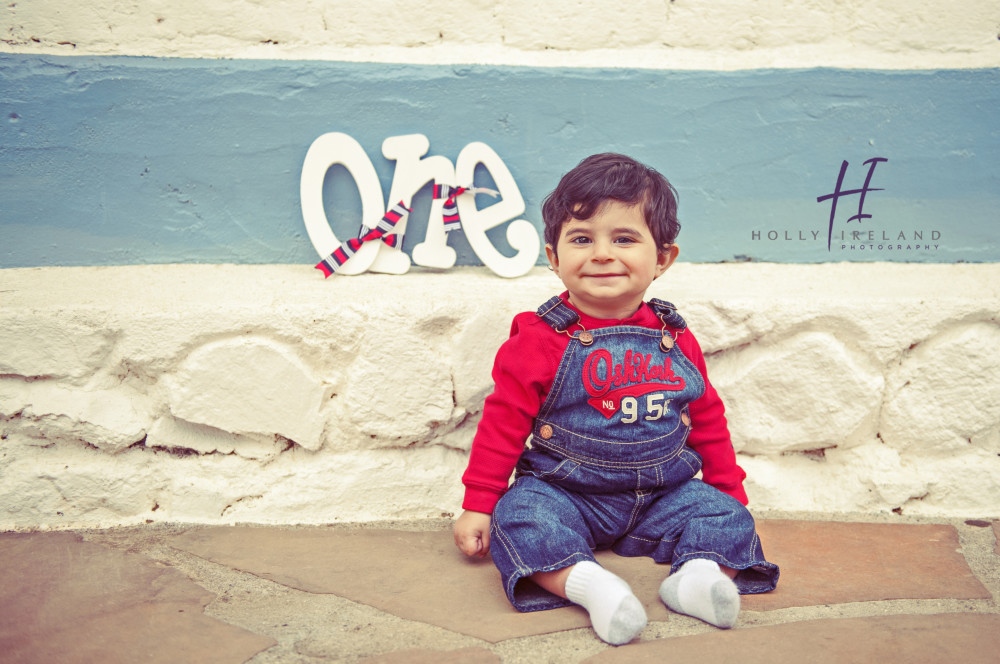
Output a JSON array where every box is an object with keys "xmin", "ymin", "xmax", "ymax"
[{"xmin": 455, "ymin": 143, "xmax": 541, "ymax": 278}]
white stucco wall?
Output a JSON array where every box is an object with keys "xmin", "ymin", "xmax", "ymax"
[
  {"xmin": 2, "ymin": 2, "xmax": 999, "ymax": 528},
  {"xmin": 1, "ymin": 264, "xmax": 998, "ymax": 529},
  {"xmin": 4, "ymin": 0, "xmax": 998, "ymax": 68}
]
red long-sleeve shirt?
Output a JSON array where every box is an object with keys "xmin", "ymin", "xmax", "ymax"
[{"xmin": 461, "ymin": 295, "xmax": 748, "ymax": 513}]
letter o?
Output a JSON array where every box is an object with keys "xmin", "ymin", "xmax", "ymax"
[
  {"xmin": 582, "ymin": 348, "xmax": 612, "ymax": 397},
  {"xmin": 300, "ymin": 133, "xmax": 387, "ymax": 275}
]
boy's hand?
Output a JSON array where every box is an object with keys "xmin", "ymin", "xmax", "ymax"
[{"xmin": 454, "ymin": 510, "xmax": 492, "ymax": 558}]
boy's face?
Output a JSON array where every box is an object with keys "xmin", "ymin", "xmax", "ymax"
[{"xmin": 545, "ymin": 200, "xmax": 678, "ymax": 320}]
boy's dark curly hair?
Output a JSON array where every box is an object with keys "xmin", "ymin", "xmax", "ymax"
[{"xmin": 541, "ymin": 153, "xmax": 680, "ymax": 255}]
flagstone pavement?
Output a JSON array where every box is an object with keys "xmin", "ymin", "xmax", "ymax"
[{"xmin": 2, "ymin": 512, "xmax": 998, "ymax": 663}]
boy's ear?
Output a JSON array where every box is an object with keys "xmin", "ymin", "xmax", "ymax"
[
  {"xmin": 545, "ymin": 244, "xmax": 560, "ymax": 275},
  {"xmin": 655, "ymin": 244, "xmax": 680, "ymax": 278}
]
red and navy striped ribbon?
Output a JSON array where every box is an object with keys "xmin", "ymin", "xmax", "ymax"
[
  {"xmin": 433, "ymin": 184, "xmax": 499, "ymax": 232},
  {"xmin": 315, "ymin": 185, "xmax": 497, "ymax": 277},
  {"xmin": 314, "ymin": 201, "xmax": 411, "ymax": 277}
]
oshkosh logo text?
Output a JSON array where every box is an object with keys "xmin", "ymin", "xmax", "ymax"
[{"xmin": 582, "ymin": 349, "xmax": 685, "ymax": 398}]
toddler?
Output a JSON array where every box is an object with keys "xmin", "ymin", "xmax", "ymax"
[{"xmin": 453, "ymin": 153, "xmax": 778, "ymax": 645}]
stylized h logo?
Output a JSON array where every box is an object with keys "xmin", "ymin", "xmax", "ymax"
[{"xmin": 816, "ymin": 157, "xmax": 888, "ymax": 250}]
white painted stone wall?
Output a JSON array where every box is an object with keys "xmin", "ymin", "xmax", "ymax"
[
  {"xmin": 3, "ymin": 2, "xmax": 999, "ymax": 528},
  {"xmin": 1, "ymin": 264, "xmax": 998, "ymax": 529},
  {"xmin": 4, "ymin": 0, "xmax": 998, "ymax": 69}
]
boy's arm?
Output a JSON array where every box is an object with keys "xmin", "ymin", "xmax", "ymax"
[
  {"xmin": 459, "ymin": 315, "xmax": 563, "ymax": 511},
  {"xmin": 453, "ymin": 510, "xmax": 492, "ymax": 558},
  {"xmin": 680, "ymin": 331, "xmax": 749, "ymax": 505}
]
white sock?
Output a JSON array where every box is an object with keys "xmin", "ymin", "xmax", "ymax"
[
  {"xmin": 563, "ymin": 561, "xmax": 647, "ymax": 645},
  {"xmin": 659, "ymin": 558, "xmax": 740, "ymax": 629}
]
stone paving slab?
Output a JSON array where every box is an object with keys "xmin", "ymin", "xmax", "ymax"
[
  {"xmin": 169, "ymin": 526, "xmax": 589, "ymax": 643},
  {"xmin": 168, "ymin": 519, "xmax": 990, "ymax": 643},
  {"xmin": 0, "ymin": 531, "xmax": 275, "ymax": 664},
  {"xmin": 743, "ymin": 520, "xmax": 991, "ymax": 608},
  {"xmin": 359, "ymin": 647, "xmax": 502, "ymax": 664},
  {"xmin": 0, "ymin": 517, "xmax": 996, "ymax": 663},
  {"xmin": 582, "ymin": 613, "xmax": 1000, "ymax": 664}
]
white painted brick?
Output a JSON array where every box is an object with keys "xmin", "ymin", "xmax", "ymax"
[
  {"xmin": 4, "ymin": 0, "xmax": 997, "ymax": 68},
  {"xmin": 0, "ymin": 313, "xmax": 115, "ymax": 382},
  {"xmin": 167, "ymin": 336, "xmax": 327, "ymax": 450},
  {"xmin": 496, "ymin": 0, "xmax": 667, "ymax": 50},
  {"xmin": 711, "ymin": 331, "xmax": 884, "ymax": 455},
  {"xmin": 1, "ymin": 382, "xmax": 152, "ymax": 453},
  {"xmin": 146, "ymin": 414, "xmax": 279, "ymax": 459},
  {"xmin": 902, "ymin": 448, "xmax": 1000, "ymax": 517},
  {"xmin": 880, "ymin": 322, "xmax": 1000, "ymax": 453}
]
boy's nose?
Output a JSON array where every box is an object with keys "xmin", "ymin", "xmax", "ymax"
[{"xmin": 591, "ymin": 240, "xmax": 614, "ymax": 261}]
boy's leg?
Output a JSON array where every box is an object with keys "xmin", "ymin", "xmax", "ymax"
[
  {"xmin": 528, "ymin": 565, "xmax": 574, "ymax": 598},
  {"xmin": 659, "ymin": 558, "xmax": 740, "ymax": 628},
  {"xmin": 492, "ymin": 476, "xmax": 646, "ymax": 645},
  {"xmin": 613, "ymin": 479, "xmax": 779, "ymax": 628},
  {"xmin": 531, "ymin": 562, "xmax": 647, "ymax": 646}
]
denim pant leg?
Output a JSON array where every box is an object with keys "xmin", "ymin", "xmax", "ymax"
[
  {"xmin": 491, "ymin": 476, "xmax": 599, "ymax": 612},
  {"xmin": 613, "ymin": 478, "xmax": 780, "ymax": 594}
]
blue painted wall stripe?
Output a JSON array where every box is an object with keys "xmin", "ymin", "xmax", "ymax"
[{"xmin": 1, "ymin": 54, "xmax": 998, "ymax": 267}]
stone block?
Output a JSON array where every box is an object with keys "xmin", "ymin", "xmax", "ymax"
[
  {"xmin": 0, "ymin": 435, "xmax": 164, "ymax": 527},
  {"xmin": 317, "ymin": 0, "xmax": 501, "ymax": 47},
  {"xmin": 497, "ymin": 0, "xmax": 666, "ymax": 50},
  {"xmin": 880, "ymin": 322, "xmax": 1000, "ymax": 453},
  {"xmin": 0, "ymin": 313, "xmax": 114, "ymax": 381},
  {"xmin": 0, "ymin": 382, "xmax": 151, "ymax": 453},
  {"xmin": 899, "ymin": 449, "xmax": 1000, "ymax": 518},
  {"xmin": 145, "ymin": 414, "xmax": 280, "ymax": 459},
  {"xmin": 711, "ymin": 331, "xmax": 883, "ymax": 455},
  {"xmin": 337, "ymin": 331, "xmax": 458, "ymax": 445},
  {"xmin": 205, "ymin": 446, "xmax": 467, "ymax": 524},
  {"xmin": 167, "ymin": 336, "xmax": 326, "ymax": 451},
  {"xmin": 450, "ymin": 311, "xmax": 511, "ymax": 412},
  {"xmin": 740, "ymin": 444, "xmax": 926, "ymax": 514}
]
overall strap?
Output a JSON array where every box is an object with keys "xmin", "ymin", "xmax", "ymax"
[
  {"xmin": 535, "ymin": 296, "xmax": 580, "ymax": 332},
  {"xmin": 648, "ymin": 298, "xmax": 688, "ymax": 330},
  {"xmin": 536, "ymin": 296, "xmax": 689, "ymax": 332}
]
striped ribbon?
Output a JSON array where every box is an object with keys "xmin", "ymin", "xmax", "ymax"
[
  {"xmin": 433, "ymin": 184, "xmax": 499, "ymax": 232},
  {"xmin": 315, "ymin": 184, "xmax": 498, "ymax": 277},
  {"xmin": 314, "ymin": 201, "xmax": 410, "ymax": 277}
]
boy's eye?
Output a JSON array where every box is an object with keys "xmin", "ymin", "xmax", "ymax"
[
  {"xmin": 614, "ymin": 236, "xmax": 637, "ymax": 244},
  {"xmin": 569, "ymin": 236, "xmax": 591, "ymax": 244}
]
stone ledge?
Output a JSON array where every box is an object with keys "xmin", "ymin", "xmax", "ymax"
[
  {"xmin": 1, "ymin": 263, "xmax": 999, "ymax": 528},
  {"xmin": 6, "ymin": 0, "xmax": 999, "ymax": 69}
]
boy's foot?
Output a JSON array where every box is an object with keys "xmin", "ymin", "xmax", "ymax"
[
  {"xmin": 659, "ymin": 558, "xmax": 740, "ymax": 629},
  {"xmin": 564, "ymin": 560, "xmax": 647, "ymax": 645}
]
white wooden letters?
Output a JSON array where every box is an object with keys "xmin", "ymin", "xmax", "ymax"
[{"xmin": 300, "ymin": 132, "xmax": 540, "ymax": 278}]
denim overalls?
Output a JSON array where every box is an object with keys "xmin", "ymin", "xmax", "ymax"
[{"xmin": 490, "ymin": 297, "xmax": 779, "ymax": 612}]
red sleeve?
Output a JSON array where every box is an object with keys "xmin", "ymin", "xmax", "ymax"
[
  {"xmin": 677, "ymin": 329, "xmax": 749, "ymax": 505},
  {"xmin": 461, "ymin": 314, "xmax": 566, "ymax": 513}
]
